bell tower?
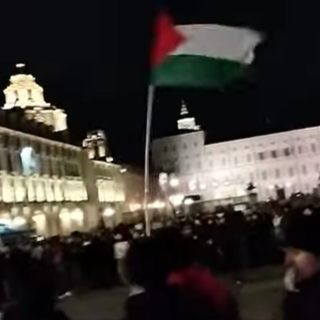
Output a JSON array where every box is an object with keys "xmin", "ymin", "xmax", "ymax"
[
  {"xmin": 3, "ymin": 63, "xmax": 67, "ymax": 132},
  {"xmin": 177, "ymin": 101, "xmax": 200, "ymax": 131}
]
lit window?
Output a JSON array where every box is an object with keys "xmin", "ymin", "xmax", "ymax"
[
  {"xmin": 289, "ymin": 167, "xmax": 294, "ymax": 177},
  {"xmin": 258, "ymin": 152, "xmax": 264, "ymax": 160},
  {"xmin": 271, "ymin": 150, "xmax": 277, "ymax": 158},
  {"xmin": 275, "ymin": 168, "xmax": 280, "ymax": 178}
]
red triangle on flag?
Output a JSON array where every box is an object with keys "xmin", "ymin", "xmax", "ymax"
[{"xmin": 151, "ymin": 12, "xmax": 185, "ymax": 67}]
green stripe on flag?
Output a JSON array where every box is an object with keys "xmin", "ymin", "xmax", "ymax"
[{"xmin": 152, "ymin": 55, "xmax": 247, "ymax": 88}]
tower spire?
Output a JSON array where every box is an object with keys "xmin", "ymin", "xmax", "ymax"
[
  {"xmin": 177, "ymin": 100, "xmax": 201, "ymax": 131},
  {"xmin": 180, "ymin": 100, "xmax": 188, "ymax": 116},
  {"xmin": 16, "ymin": 63, "xmax": 25, "ymax": 68}
]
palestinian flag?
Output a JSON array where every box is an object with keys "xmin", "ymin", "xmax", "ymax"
[{"xmin": 152, "ymin": 14, "xmax": 262, "ymax": 88}]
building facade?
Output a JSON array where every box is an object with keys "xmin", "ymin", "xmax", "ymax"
[
  {"xmin": 0, "ymin": 65, "xmax": 162, "ymax": 236},
  {"xmin": 152, "ymin": 102, "xmax": 320, "ymax": 202},
  {"xmin": 3, "ymin": 64, "xmax": 67, "ymax": 132}
]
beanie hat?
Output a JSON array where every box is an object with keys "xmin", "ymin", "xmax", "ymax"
[{"xmin": 285, "ymin": 212, "xmax": 320, "ymax": 256}]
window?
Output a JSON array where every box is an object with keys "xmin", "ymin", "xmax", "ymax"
[
  {"xmin": 171, "ymin": 145, "xmax": 176, "ymax": 151},
  {"xmin": 271, "ymin": 150, "xmax": 277, "ymax": 158},
  {"xmin": 311, "ymin": 144, "xmax": 317, "ymax": 152},
  {"xmin": 163, "ymin": 146, "xmax": 168, "ymax": 153},
  {"xmin": 194, "ymin": 142, "xmax": 198, "ymax": 147},
  {"xmin": 258, "ymin": 152, "xmax": 264, "ymax": 160},
  {"xmin": 3, "ymin": 134, "xmax": 9, "ymax": 148},
  {"xmin": 234, "ymin": 157, "xmax": 238, "ymax": 165},
  {"xmin": 275, "ymin": 168, "xmax": 280, "ymax": 178},
  {"xmin": 249, "ymin": 173, "xmax": 254, "ymax": 181},
  {"xmin": 247, "ymin": 154, "xmax": 251, "ymax": 162},
  {"xmin": 16, "ymin": 152, "xmax": 22, "ymax": 174},
  {"xmin": 284, "ymin": 148, "xmax": 291, "ymax": 156},
  {"xmin": 316, "ymin": 163, "xmax": 320, "ymax": 172},
  {"xmin": 302, "ymin": 165, "xmax": 307, "ymax": 175},
  {"xmin": 289, "ymin": 167, "xmax": 294, "ymax": 177},
  {"xmin": 298, "ymin": 146, "xmax": 303, "ymax": 154},
  {"xmin": 8, "ymin": 151, "xmax": 15, "ymax": 173},
  {"xmin": 262, "ymin": 171, "xmax": 267, "ymax": 180}
]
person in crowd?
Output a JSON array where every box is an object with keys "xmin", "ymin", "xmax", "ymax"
[
  {"xmin": 225, "ymin": 207, "xmax": 247, "ymax": 283},
  {"xmin": 68, "ymin": 232, "xmax": 85, "ymax": 289},
  {"xmin": 283, "ymin": 211, "xmax": 320, "ymax": 320},
  {"xmin": 2, "ymin": 258, "xmax": 70, "ymax": 320},
  {"xmin": 114, "ymin": 224, "xmax": 132, "ymax": 285},
  {"xmin": 125, "ymin": 227, "xmax": 240, "ymax": 320}
]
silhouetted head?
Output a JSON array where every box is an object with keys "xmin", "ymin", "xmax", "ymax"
[{"xmin": 126, "ymin": 227, "xmax": 194, "ymax": 289}]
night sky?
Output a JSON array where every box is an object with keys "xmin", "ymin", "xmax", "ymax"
[{"xmin": 1, "ymin": 0, "xmax": 320, "ymax": 165}]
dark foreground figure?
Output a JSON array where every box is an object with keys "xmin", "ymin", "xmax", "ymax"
[
  {"xmin": 125, "ymin": 227, "xmax": 240, "ymax": 320},
  {"xmin": 283, "ymin": 212, "xmax": 320, "ymax": 320},
  {"xmin": 2, "ymin": 257, "xmax": 70, "ymax": 320}
]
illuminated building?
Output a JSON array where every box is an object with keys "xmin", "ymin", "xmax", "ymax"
[
  {"xmin": 82, "ymin": 130, "xmax": 108, "ymax": 160},
  {"xmin": 177, "ymin": 101, "xmax": 201, "ymax": 131},
  {"xmin": 0, "ymin": 64, "xmax": 162, "ymax": 236},
  {"xmin": 3, "ymin": 64, "xmax": 67, "ymax": 132},
  {"xmin": 152, "ymin": 102, "xmax": 320, "ymax": 201}
]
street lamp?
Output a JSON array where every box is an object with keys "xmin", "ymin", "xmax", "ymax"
[
  {"xmin": 169, "ymin": 177, "xmax": 179, "ymax": 187},
  {"xmin": 106, "ymin": 157, "xmax": 113, "ymax": 163},
  {"xmin": 169, "ymin": 194, "xmax": 184, "ymax": 206},
  {"xmin": 184, "ymin": 198, "xmax": 194, "ymax": 205},
  {"xmin": 103, "ymin": 207, "xmax": 115, "ymax": 217}
]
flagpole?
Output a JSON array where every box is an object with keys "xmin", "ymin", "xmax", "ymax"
[{"xmin": 143, "ymin": 85, "xmax": 155, "ymax": 237}]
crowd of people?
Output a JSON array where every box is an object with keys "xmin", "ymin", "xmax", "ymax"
[{"xmin": 0, "ymin": 194, "xmax": 320, "ymax": 319}]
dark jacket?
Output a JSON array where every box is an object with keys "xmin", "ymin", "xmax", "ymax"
[{"xmin": 284, "ymin": 272, "xmax": 320, "ymax": 320}]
